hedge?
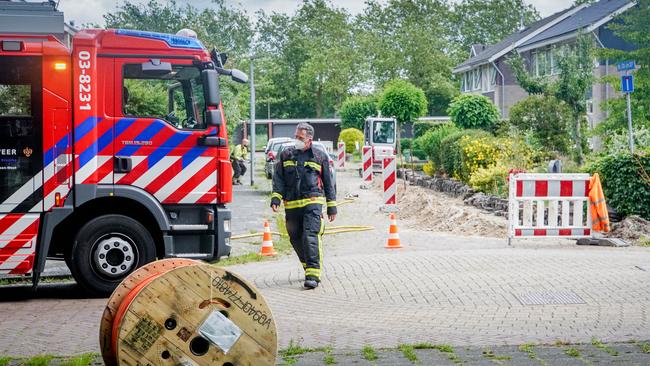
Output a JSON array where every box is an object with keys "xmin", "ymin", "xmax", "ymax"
[
  {"xmin": 588, "ymin": 150, "xmax": 650, "ymax": 220},
  {"xmin": 338, "ymin": 128, "xmax": 364, "ymax": 154}
]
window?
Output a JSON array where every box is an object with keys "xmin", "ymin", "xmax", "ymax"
[
  {"xmin": 0, "ymin": 85, "xmax": 31, "ymax": 116},
  {"xmin": 472, "ymin": 68, "xmax": 482, "ymax": 90},
  {"xmin": 483, "ymin": 65, "xmax": 497, "ymax": 92},
  {"xmin": 122, "ymin": 64, "xmax": 207, "ymax": 130},
  {"xmin": 372, "ymin": 120, "xmax": 395, "ymax": 144}
]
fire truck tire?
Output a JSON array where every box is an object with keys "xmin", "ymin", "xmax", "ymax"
[{"xmin": 70, "ymin": 214, "xmax": 157, "ymax": 296}]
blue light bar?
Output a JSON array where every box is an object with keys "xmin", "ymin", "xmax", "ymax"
[{"xmin": 115, "ymin": 29, "xmax": 205, "ymax": 50}]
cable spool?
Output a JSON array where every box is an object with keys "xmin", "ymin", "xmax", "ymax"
[
  {"xmin": 100, "ymin": 262, "xmax": 277, "ymax": 366},
  {"xmin": 100, "ymin": 259, "xmax": 204, "ymax": 366}
]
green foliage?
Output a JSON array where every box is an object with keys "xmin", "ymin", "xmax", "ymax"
[
  {"xmin": 469, "ymin": 165, "xmax": 510, "ymax": 197},
  {"xmin": 378, "ymin": 79, "xmax": 428, "ymax": 125},
  {"xmin": 604, "ymin": 126, "xmax": 650, "ymax": 155},
  {"xmin": 361, "ymin": 345, "xmax": 378, "ymax": 361},
  {"xmin": 26, "ymin": 355, "xmax": 53, "ymax": 366},
  {"xmin": 416, "ymin": 124, "xmax": 461, "ymax": 170},
  {"xmin": 508, "ymin": 34, "xmax": 595, "ymax": 163},
  {"xmin": 338, "ymin": 128, "xmax": 364, "ymax": 154},
  {"xmin": 447, "ymin": 94, "xmax": 500, "ymax": 131},
  {"xmin": 423, "ymin": 161, "xmax": 436, "ymax": 176},
  {"xmin": 509, "ymin": 95, "xmax": 573, "ymax": 155},
  {"xmin": 122, "ymin": 79, "xmax": 168, "ymax": 118},
  {"xmin": 451, "ymin": 0, "xmax": 539, "ymax": 60},
  {"xmin": 397, "ymin": 344, "xmax": 418, "ymax": 363},
  {"xmin": 0, "ymin": 85, "xmax": 31, "ymax": 115},
  {"xmin": 58, "ymin": 353, "xmax": 98, "ymax": 366},
  {"xmin": 0, "ymin": 357, "xmax": 11, "ymax": 366},
  {"xmin": 587, "ymin": 151, "xmax": 650, "ymax": 220},
  {"xmin": 439, "ymin": 129, "xmax": 491, "ymax": 180},
  {"xmin": 340, "ymin": 95, "xmax": 377, "ymax": 130},
  {"xmin": 413, "ymin": 120, "xmax": 441, "ymax": 138},
  {"xmin": 400, "ymin": 138, "xmax": 413, "ymax": 150}
]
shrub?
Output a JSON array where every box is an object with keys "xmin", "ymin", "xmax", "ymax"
[
  {"xmin": 509, "ymin": 95, "xmax": 572, "ymax": 156},
  {"xmin": 447, "ymin": 94, "xmax": 500, "ymax": 131},
  {"xmin": 338, "ymin": 128, "xmax": 364, "ymax": 154},
  {"xmin": 422, "ymin": 161, "xmax": 435, "ymax": 176},
  {"xmin": 588, "ymin": 150, "xmax": 650, "ymax": 220},
  {"xmin": 469, "ymin": 165, "xmax": 510, "ymax": 197},
  {"xmin": 604, "ymin": 126, "xmax": 650, "ymax": 155},
  {"xmin": 439, "ymin": 129, "xmax": 491, "ymax": 180},
  {"xmin": 416, "ymin": 124, "xmax": 461, "ymax": 171},
  {"xmin": 459, "ymin": 135, "xmax": 501, "ymax": 181},
  {"xmin": 400, "ymin": 138, "xmax": 412, "ymax": 150},
  {"xmin": 340, "ymin": 95, "xmax": 377, "ymax": 130},
  {"xmin": 413, "ymin": 120, "xmax": 439, "ymax": 138}
]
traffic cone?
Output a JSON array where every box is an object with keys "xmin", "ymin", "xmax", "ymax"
[
  {"xmin": 260, "ymin": 220, "xmax": 277, "ymax": 256},
  {"xmin": 385, "ymin": 213, "xmax": 403, "ymax": 249}
]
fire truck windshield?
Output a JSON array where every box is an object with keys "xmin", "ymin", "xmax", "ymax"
[
  {"xmin": 122, "ymin": 64, "xmax": 207, "ymax": 130},
  {"xmin": 372, "ymin": 120, "xmax": 395, "ymax": 144}
]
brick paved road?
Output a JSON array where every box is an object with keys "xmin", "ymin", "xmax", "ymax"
[{"xmin": 2, "ymin": 161, "xmax": 650, "ymax": 364}]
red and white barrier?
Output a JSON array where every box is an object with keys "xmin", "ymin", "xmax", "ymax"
[
  {"xmin": 337, "ymin": 141, "xmax": 345, "ymax": 169},
  {"xmin": 362, "ymin": 146, "xmax": 373, "ymax": 183},
  {"xmin": 382, "ymin": 156, "xmax": 397, "ymax": 211},
  {"xmin": 508, "ymin": 173, "xmax": 592, "ymax": 245}
]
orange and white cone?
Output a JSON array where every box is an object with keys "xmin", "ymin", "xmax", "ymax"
[
  {"xmin": 385, "ymin": 213, "xmax": 403, "ymax": 249},
  {"xmin": 260, "ymin": 220, "xmax": 277, "ymax": 256}
]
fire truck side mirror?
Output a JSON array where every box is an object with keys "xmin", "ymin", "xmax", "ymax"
[
  {"xmin": 202, "ymin": 69, "xmax": 221, "ymax": 107},
  {"xmin": 206, "ymin": 109, "xmax": 222, "ymax": 128},
  {"xmin": 141, "ymin": 59, "xmax": 172, "ymax": 76},
  {"xmin": 230, "ymin": 69, "xmax": 248, "ymax": 84}
]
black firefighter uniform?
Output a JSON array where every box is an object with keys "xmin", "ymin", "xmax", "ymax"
[{"xmin": 270, "ymin": 145, "xmax": 337, "ymax": 281}]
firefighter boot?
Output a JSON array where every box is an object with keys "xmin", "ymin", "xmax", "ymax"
[{"xmin": 304, "ymin": 276, "xmax": 319, "ymax": 289}]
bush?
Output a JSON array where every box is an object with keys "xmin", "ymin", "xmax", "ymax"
[
  {"xmin": 604, "ymin": 126, "xmax": 650, "ymax": 155},
  {"xmin": 439, "ymin": 129, "xmax": 491, "ymax": 180},
  {"xmin": 588, "ymin": 150, "xmax": 650, "ymax": 220},
  {"xmin": 338, "ymin": 128, "xmax": 364, "ymax": 154},
  {"xmin": 413, "ymin": 120, "xmax": 439, "ymax": 138},
  {"xmin": 469, "ymin": 165, "xmax": 510, "ymax": 197},
  {"xmin": 459, "ymin": 135, "xmax": 501, "ymax": 181},
  {"xmin": 340, "ymin": 95, "xmax": 377, "ymax": 130},
  {"xmin": 447, "ymin": 94, "xmax": 500, "ymax": 131},
  {"xmin": 422, "ymin": 161, "xmax": 435, "ymax": 176},
  {"xmin": 509, "ymin": 95, "xmax": 572, "ymax": 156},
  {"xmin": 400, "ymin": 138, "xmax": 412, "ymax": 150},
  {"xmin": 416, "ymin": 124, "xmax": 461, "ymax": 170}
]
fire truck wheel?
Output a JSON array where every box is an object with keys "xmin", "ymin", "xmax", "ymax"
[{"xmin": 70, "ymin": 214, "xmax": 156, "ymax": 296}]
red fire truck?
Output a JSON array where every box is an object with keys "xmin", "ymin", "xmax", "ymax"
[{"xmin": 0, "ymin": 25, "xmax": 246, "ymax": 294}]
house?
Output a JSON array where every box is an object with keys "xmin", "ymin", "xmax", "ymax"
[{"xmin": 452, "ymin": 0, "xmax": 637, "ymax": 131}]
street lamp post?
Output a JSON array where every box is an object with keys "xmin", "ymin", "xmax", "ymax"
[{"xmin": 249, "ymin": 56, "xmax": 255, "ymax": 186}]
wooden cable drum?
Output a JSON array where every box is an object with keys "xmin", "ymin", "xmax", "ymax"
[
  {"xmin": 100, "ymin": 259, "xmax": 204, "ymax": 366},
  {"xmin": 107, "ymin": 263, "xmax": 278, "ymax": 366}
]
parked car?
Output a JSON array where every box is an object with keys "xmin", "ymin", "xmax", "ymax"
[
  {"xmin": 266, "ymin": 142, "xmax": 336, "ymax": 194},
  {"xmin": 264, "ymin": 137, "xmax": 292, "ymax": 155}
]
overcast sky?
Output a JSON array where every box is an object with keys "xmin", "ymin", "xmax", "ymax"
[{"xmin": 59, "ymin": 0, "xmax": 573, "ymax": 27}]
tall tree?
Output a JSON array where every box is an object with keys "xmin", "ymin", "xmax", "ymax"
[
  {"xmin": 355, "ymin": 0, "xmax": 457, "ymax": 116},
  {"xmin": 597, "ymin": 0, "xmax": 650, "ymax": 140},
  {"xmin": 451, "ymin": 0, "xmax": 539, "ymax": 60},
  {"xmin": 509, "ymin": 34, "xmax": 595, "ymax": 163}
]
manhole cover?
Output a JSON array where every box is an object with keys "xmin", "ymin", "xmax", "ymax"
[{"xmin": 515, "ymin": 291, "xmax": 585, "ymax": 305}]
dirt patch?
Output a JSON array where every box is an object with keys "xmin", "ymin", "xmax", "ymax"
[
  {"xmin": 606, "ymin": 215, "xmax": 650, "ymax": 245},
  {"xmin": 392, "ymin": 183, "xmax": 507, "ymax": 238}
]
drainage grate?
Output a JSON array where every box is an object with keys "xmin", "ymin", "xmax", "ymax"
[{"xmin": 515, "ymin": 291, "xmax": 585, "ymax": 305}]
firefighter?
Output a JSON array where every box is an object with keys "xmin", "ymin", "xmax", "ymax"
[
  {"xmin": 231, "ymin": 138, "xmax": 249, "ymax": 185},
  {"xmin": 271, "ymin": 123, "xmax": 336, "ymax": 289}
]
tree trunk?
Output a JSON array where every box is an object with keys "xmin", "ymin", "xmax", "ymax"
[
  {"xmin": 573, "ymin": 113, "xmax": 584, "ymax": 165},
  {"xmin": 316, "ymin": 86, "xmax": 323, "ymax": 118}
]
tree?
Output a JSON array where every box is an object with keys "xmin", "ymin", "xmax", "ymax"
[
  {"xmin": 378, "ymin": 79, "xmax": 428, "ymax": 153},
  {"xmin": 340, "ymin": 95, "xmax": 377, "ymax": 130},
  {"xmin": 451, "ymin": 0, "xmax": 539, "ymax": 60},
  {"xmin": 509, "ymin": 95, "xmax": 573, "ymax": 156},
  {"xmin": 509, "ymin": 34, "xmax": 595, "ymax": 163},
  {"xmin": 598, "ymin": 0, "xmax": 650, "ymax": 140},
  {"xmin": 447, "ymin": 94, "xmax": 500, "ymax": 131},
  {"xmin": 355, "ymin": 0, "xmax": 457, "ymax": 114}
]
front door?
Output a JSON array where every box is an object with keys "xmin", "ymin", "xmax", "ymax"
[{"xmin": 112, "ymin": 59, "xmax": 218, "ymax": 205}]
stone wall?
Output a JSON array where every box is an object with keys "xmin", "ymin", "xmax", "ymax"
[{"xmin": 398, "ymin": 169, "xmax": 509, "ymax": 217}]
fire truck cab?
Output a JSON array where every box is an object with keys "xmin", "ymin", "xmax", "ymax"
[{"xmin": 0, "ymin": 6, "xmax": 245, "ymax": 294}]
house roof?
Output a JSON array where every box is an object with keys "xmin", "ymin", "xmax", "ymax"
[
  {"xmin": 520, "ymin": 0, "xmax": 633, "ymax": 50},
  {"xmin": 452, "ymin": 7, "xmax": 574, "ymax": 73},
  {"xmin": 452, "ymin": 0, "xmax": 634, "ymax": 73}
]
